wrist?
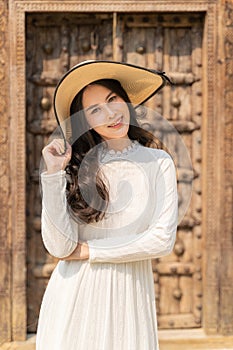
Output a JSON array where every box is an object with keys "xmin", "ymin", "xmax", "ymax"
[{"xmin": 46, "ymin": 166, "xmax": 64, "ymax": 175}]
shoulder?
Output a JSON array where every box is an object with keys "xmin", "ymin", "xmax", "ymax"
[
  {"xmin": 147, "ymin": 147, "xmax": 172, "ymax": 160},
  {"xmin": 138, "ymin": 144, "xmax": 173, "ymax": 163},
  {"xmin": 137, "ymin": 145, "xmax": 176, "ymax": 177}
]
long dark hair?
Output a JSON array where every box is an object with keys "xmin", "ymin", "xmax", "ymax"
[{"xmin": 65, "ymin": 79, "xmax": 157, "ymax": 224}]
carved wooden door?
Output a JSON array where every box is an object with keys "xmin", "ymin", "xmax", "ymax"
[{"xmin": 26, "ymin": 12, "xmax": 204, "ymax": 332}]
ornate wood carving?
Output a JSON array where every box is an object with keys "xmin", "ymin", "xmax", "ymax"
[
  {"xmin": 12, "ymin": 0, "xmax": 210, "ymax": 13},
  {"xmin": 202, "ymin": 1, "xmax": 222, "ymax": 335},
  {"xmin": 0, "ymin": 0, "xmax": 11, "ymax": 345},
  {"xmin": 220, "ymin": 0, "xmax": 233, "ymax": 336},
  {"xmin": 8, "ymin": 2, "xmax": 27, "ymax": 343}
]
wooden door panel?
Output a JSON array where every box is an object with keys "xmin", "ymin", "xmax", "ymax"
[
  {"xmin": 121, "ymin": 13, "xmax": 204, "ymax": 329},
  {"xmin": 26, "ymin": 13, "xmax": 113, "ymax": 332},
  {"xmin": 26, "ymin": 12, "xmax": 204, "ymax": 332}
]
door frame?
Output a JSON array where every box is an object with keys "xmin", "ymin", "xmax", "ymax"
[{"xmin": 7, "ymin": 0, "xmax": 226, "ymax": 342}]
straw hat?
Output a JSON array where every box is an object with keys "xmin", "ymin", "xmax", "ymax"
[{"xmin": 53, "ymin": 60, "xmax": 168, "ymax": 127}]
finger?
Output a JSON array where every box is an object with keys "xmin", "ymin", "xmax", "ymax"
[
  {"xmin": 49, "ymin": 142, "xmax": 63, "ymax": 155},
  {"xmin": 55, "ymin": 139, "xmax": 71, "ymax": 156},
  {"xmin": 58, "ymin": 141, "xmax": 72, "ymax": 158},
  {"xmin": 53, "ymin": 139, "xmax": 66, "ymax": 155},
  {"xmin": 48, "ymin": 139, "xmax": 66, "ymax": 155},
  {"xmin": 42, "ymin": 139, "xmax": 71, "ymax": 161},
  {"xmin": 65, "ymin": 142, "xmax": 72, "ymax": 156},
  {"xmin": 43, "ymin": 142, "xmax": 62, "ymax": 157}
]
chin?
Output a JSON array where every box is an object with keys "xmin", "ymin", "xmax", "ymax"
[
  {"xmin": 98, "ymin": 126, "xmax": 129, "ymax": 141},
  {"xmin": 105, "ymin": 131, "xmax": 129, "ymax": 140}
]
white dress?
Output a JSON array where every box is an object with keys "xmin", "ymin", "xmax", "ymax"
[{"xmin": 36, "ymin": 142, "xmax": 178, "ymax": 350}]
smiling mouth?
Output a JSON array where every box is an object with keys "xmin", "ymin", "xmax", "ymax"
[{"xmin": 108, "ymin": 116, "xmax": 124, "ymax": 128}]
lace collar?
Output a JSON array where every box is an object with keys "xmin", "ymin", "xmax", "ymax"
[{"xmin": 99, "ymin": 140, "xmax": 139, "ymax": 162}]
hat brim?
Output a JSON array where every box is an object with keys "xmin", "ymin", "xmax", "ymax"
[{"xmin": 53, "ymin": 60, "xmax": 167, "ymax": 126}]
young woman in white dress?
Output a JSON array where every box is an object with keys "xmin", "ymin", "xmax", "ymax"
[{"xmin": 36, "ymin": 61, "xmax": 178, "ymax": 350}]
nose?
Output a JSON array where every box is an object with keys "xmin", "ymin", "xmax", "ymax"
[{"xmin": 103, "ymin": 104, "xmax": 116, "ymax": 119}]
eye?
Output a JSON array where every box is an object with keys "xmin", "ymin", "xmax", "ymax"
[
  {"xmin": 90, "ymin": 107, "xmax": 101, "ymax": 115},
  {"xmin": 108, "ymin": 94, "xmax": 117, "ymax": 103}
]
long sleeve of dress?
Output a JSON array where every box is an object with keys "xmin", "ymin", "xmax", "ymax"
[
  {"xmin": 87, "ymin": 156, "xmax": 178, "ymax": 263},
  {"xmin": 41, "ymin": 170, "xmax": 78, "ymax": 258}
]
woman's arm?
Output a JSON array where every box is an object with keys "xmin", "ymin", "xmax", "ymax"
[
  {"xmin": 60, "ymin": 240, "xmax": 89, "ymax": 261},
  {"xmin": 41, "ymin": 139, "xmax": 79, "ymax": 258},
  {"xmin": 41, "ymin": 170, "xmax": 79, "ymax": 258},
  {"xmin": 86, "ymin": 155, "xmax": 178, "ymax": 263}
]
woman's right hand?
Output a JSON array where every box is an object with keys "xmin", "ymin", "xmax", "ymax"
[{"xmin": 42, "ymin": 139, "xmax": 72, "ymax": 174}]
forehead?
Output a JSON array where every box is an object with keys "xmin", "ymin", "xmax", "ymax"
[{"xmin": 82, "ymin": 84, "xmax": 112, "ymax": 108}]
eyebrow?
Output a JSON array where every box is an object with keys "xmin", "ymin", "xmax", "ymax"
[{"xmin": 85, "ymin": 91, "xmax": 114, "ymax": 112}]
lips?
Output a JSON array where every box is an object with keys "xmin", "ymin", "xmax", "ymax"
[{"xmin": 108, "ymin": 116, "xmax": 123, "ymax": 128}]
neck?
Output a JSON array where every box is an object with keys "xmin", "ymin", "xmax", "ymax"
[{"xmin": 105, "ymin": 137, "xmax": 132, "ymax": 151}]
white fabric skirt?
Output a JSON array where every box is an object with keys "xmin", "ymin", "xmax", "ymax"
[{"xmin": 36, "ymin": 259, "xmax": 159, "ymax": 350}]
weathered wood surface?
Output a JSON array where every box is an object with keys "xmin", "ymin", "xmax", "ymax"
[
  {"xmin": 220, "ymin": 0, "xmax": 233, "ymax": 335},
  {"xmin": 0, "ymin": 0, "xmax": 11, "ymax": 345}
]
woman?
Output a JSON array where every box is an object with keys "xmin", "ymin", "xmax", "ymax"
[{"xmin": 37, "ymin": 60, "xmax": 178, "ymax": 350}]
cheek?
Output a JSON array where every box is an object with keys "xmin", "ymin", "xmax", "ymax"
[
  {"xmin": 85, "ymin": 114, "xmax": 107, "ymax": 129},
  {"xmin": 123, "ymin": 106, "xmax": 130, "ymax": 123}
]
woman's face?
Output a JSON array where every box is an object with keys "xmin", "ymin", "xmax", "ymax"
[{"xmin": 82, "ymin": 84, "xmax": 130, "ymax": 141}]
